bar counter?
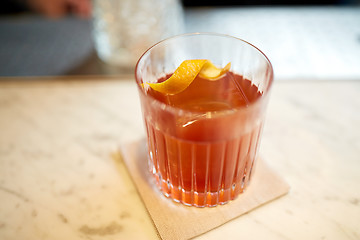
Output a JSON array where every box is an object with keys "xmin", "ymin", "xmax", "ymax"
[{"xmin": 0, "ymin": 76, "xmax": 359, "ymax": 239}]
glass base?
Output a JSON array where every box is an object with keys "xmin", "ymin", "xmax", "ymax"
[{"xmin": 152, "ymin": 170, "xmax": 253, "ymax": 207}]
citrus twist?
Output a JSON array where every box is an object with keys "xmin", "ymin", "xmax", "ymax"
[{"xmin": 143, "ymin": 60, "xmax": 231, "ymax": 95}]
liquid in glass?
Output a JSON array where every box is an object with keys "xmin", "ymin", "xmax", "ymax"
[{"xmin": 140, "ymin": 71, "xmax": 264, "ymax": 207}]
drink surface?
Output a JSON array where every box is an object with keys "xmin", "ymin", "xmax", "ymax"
[
  {"xmin": 142, "ymin": 72, "xmax": 264, "ymax": 207},
  {"xmin": 146, "ymin": 72, "xmax": 262, "ymax": 112}
]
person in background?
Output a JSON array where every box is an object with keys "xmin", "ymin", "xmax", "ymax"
[{"xmin": 0, "ymin": 0, "xmax": 92, "ymax": 18}]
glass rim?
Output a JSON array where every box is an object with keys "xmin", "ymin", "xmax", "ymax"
[{"xmin": 135, "ymin": 32, "xmax": 274, "ymax": 116}]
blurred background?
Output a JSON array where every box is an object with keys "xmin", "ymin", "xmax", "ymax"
[{"xmin": 0, "ymin": 0, "xmax": 359, "ymax": 80}]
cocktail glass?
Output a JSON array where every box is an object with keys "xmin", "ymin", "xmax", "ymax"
[{"xmin": 135, "ymin": 33, "xmax": 273, "ymax": 207}]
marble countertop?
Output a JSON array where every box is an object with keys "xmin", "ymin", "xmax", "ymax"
[{"xmin": 0, "ymin": 76, "xmax": 359, "ymax": 239}]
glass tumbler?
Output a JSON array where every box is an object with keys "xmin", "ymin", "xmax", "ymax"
[{"xmin": 135, "ymin": 33, "xmax": 274, "ymax": 207}]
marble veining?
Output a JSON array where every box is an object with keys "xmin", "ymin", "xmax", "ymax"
[{"xmin": 0, "ymin": 78, "xmax": 359, "ymax": 240}]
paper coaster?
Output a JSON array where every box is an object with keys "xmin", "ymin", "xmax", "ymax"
[{"xmin": 119, "ymin": 139, "xmax": 289, "ymax": 240}]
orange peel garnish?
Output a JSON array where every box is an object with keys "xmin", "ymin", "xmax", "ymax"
[{"xmin": 143, "ymin": 60, "xmax": 231, "ymax": 95}]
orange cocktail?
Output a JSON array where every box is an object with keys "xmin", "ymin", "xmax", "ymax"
[{"xmin": 135, "ymin": 33, "xmax": 273, "ymax": 207}]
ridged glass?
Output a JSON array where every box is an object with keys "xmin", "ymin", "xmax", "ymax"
[{"xmin": 135, "ymin": 33, "xmax": 273, "ymax": 207}]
